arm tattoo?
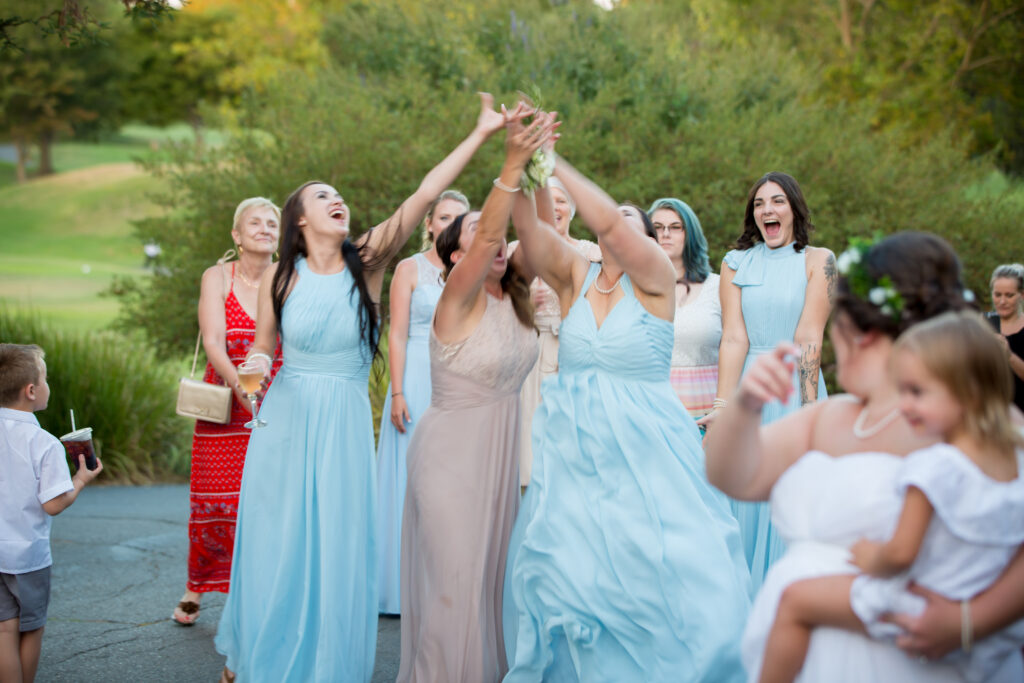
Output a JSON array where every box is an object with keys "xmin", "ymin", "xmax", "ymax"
[
  {"xmin": 823, "ymin": 252, "xmax": 837, "ymax": 304},
  {"xmin": 798, "ymin": 342, "xmax": 820, "ymax": 404}
]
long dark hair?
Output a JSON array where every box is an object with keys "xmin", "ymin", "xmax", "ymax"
[
  {"xmin": 437, "ymin": 212, "xmax": 534, "ymax": 329},
  {"xmin": 736, "ymin": 171, "xmax": 814, "ymax": 252},
  {"xmin": 272, "ymin": 180, "xmax": 381, "ymax": 362}
]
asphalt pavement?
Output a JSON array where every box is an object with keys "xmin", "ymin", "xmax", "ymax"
[{"xmin": 39, "ymin": 484, "xmax": 400, "ymax": 682}]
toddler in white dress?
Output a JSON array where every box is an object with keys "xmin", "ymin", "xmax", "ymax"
[{"xmin": 759, "ymin": 311, "xmax": 1024, "ymax": 683}]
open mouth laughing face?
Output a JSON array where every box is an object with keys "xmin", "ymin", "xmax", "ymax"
[{"xmin": 752, "ymin": 181, "xmax": 794, "ymax": 248}]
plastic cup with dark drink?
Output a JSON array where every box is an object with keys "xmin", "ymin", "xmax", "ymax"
[{"xmin": 60, "ymin": 427, "xmax": 98, "ymax": 473}]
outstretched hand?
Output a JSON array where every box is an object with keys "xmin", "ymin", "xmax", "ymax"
[
  {"xmin": 739, "ymin": 342, "xmax": 798, "ymax": 411},
  {"xmin": 474, "ymin": 92, "xmax": 506, "ymax": 138},
  {"xmin": 502, "ymin": 105, "xmax": 560, "ymax": 169}
]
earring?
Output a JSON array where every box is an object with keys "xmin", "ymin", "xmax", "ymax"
[{"xmin": 237, "ymin": 243, "xmax": 244, "ymax": 254}]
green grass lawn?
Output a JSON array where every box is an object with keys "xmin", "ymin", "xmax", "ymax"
[
  {"xmin": 0, "ymin": 163, "xmax": 159, "ymax": 330},
  {"xmin": 0, "ymin": 123, "xmax": 228, "ymax": 331}
]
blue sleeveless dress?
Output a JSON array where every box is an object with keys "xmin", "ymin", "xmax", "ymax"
[
  {"xmin": 503, "ymin": 263, "xmax": 751, "ymax": 683},
  {"xmin": 376, "ymin": 252, "xmax": 443, "ymax": 615},
  {"xmin": 215, "ymin": 257, "xmax": 377, "ymax": 682},
  {"xmin": 722, "ymin": 242, "xmax": 828, "ymax": 594}
]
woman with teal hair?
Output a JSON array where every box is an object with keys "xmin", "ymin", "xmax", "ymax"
[{"xmin": 648, "ymin": 197, "xmax": 720, "ymax": 421}]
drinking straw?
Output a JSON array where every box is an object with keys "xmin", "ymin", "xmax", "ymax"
[{"xmin": 70, "ymin": 409, "xmax": 76, "ymax": 432}]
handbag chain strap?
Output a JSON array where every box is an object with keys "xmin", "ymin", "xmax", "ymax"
[
  {"xmin": 191, "ymin": 331, "xmax": 202, "ymax": 378},
  {"xmin": 190, "ymin": 253, "xmax": 236, "ymax": 380}
]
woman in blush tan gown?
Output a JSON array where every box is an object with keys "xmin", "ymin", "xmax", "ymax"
[{"xmin": 396, "ymin": 104, "xmax": 555, "ymax": 683}]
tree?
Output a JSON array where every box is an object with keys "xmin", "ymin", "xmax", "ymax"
[
  {"xmin": 691, "ymin": 0, "xmax": 1024, "ymax": 172},
  {"xmin": 113, "ymin": 0, "xmax": 1021, "ymax": 353},
  {"xmin": 0, "ymin": 2, "xmax": 127, "ymax": 179},
  {"xmin": 0, "ymin": 0, "xmax": 173, "ymax": 51}
]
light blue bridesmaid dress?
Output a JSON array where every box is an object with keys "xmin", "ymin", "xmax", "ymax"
[
  {"xmin": 376, "ymin": 252, "xmax": 443, "ymax": 615},
  {"xmin": 215, "ymin": 257, "xmax": 377, "ymax": 682},
  {"xmin": 503, "ymin": 263, "xmax": 751, "ymax": 683},
  {"xmin": 723, "ymin": 241, "xmax": 828, "ymax": 594}
]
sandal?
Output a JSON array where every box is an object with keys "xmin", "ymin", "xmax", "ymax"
[
  {"xmin": 172, "ymin": 600, "xmax": 200, "ymax": 626},
  {"xmin": 219, "ymin": 666, "xmax": 236, "ymax": 683}
]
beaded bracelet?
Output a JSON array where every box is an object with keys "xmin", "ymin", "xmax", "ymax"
[{"xmin": 493, "ymin": 177, "xmax": 521, "ymax": 193}]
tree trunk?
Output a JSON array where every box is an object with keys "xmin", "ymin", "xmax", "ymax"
[
  {"xmin": 836, "ymin": 0, "xmax": 853, "ymax": 51},
  {"xmin": 38, "ymin": 131, "xmax": 55, "ymax": 176},
  {"xmin": 14, "ymin": 137, "xmax": 28, "ymax": 183},
  {"xmin": 188, "ymin": 110, "xmax": 204, "ymax": 148}
]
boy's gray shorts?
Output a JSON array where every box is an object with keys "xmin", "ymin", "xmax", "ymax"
[{"xmin": 0, "ymin": 567, "xmax": 52, "ymax": 631}]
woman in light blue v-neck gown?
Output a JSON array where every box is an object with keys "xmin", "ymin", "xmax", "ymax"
[{"xmin": 502, "ymin": 125, "xmax": 751, "ymax": 682}]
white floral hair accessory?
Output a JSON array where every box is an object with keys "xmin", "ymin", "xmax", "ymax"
[{"xmin": 838, "ymin": 235, "xmax": 904, "ymax": 320}]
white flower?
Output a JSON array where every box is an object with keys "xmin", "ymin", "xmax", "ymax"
[
  {"xmin": 880, "ymin": 304, "xmax": 894, "ymax": 317},
  {"xmin": 869, "ymin": 287, "xmax": 887, "ymax": 305},
  {"xmin": 836, "ymin": 248, "xmax": 858, "ymax": 275},
  {"xmin": 963, "ymin": 289, "xmax": 975, "ymax": 303},
  {"xmin": 521, "ymin": 148, "xmax": 556, "ymax": 194}
]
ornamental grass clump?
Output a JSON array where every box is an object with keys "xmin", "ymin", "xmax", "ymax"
[{"xmin": 1, "ymin": 308, "xmax": 192, "ymax": 481}]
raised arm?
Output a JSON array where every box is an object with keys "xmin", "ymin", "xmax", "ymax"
[
  {"xmin": 704, "ymin": 343, "xmax": 819, "ymax": 500},
  {"xmin": 794, "ymin": 247, "xmax": 835, "ymax": 404},
  {"xmin": 358, "ymin": 94, "xmax": 506, "ymax": 282},
  {"xmin": 433, "ymin": 106, "xmax": 555, "ymax": 341},
  {"xmin": 510, "ymin": 170, "xmax": 584, "ymax": 305},
  {"xmin": 551, "ymin": 156, "xmax": 674, "ymax": 299}
]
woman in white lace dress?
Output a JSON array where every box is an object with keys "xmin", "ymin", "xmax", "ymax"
[{"xmin": 649, "ymin": 197, "xmax": 720, "ymax": 422}]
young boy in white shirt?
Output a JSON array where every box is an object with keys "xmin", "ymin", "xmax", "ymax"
[{"xmin": 0, "ymin": 344, "xmax": 102, "ymax": 683}]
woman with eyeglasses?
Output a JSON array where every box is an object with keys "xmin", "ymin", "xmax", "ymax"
[{"xmin": 649, "ymin": 198, "xmax": 720, "ymax": 422}]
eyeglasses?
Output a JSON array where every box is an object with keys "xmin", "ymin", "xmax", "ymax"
[{"xmin": 653, "ymin": 223, "xmax": 685, "ymax": 235}]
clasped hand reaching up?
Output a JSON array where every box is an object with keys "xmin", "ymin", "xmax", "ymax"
[{"xmin": 500, "ymin": 101, "xmax": 560, "ymax": 169}]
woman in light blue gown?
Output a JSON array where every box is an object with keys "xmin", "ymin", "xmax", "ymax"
[
  {"xmin": 703, "ymin": 171, "xmax": 834, "ymax": 594},
  {"xmin": 502, "ymin": 128, "xmax": 751, "ymax": 682},
  {"xmin": 213, "ymin": 95, "xmax": 507, "ymax": 683},
  {"xmin": 376, "ymin": 190, "xmax": 468, "ymax": 615}
]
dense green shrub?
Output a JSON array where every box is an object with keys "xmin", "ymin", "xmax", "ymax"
[
  {"xmin": 114, "ymin": 0, "xmax": 1023, "ymax": 359},
  {"xmin": 1, "ymin": 308, "xmax": 192, "ymax": 481}
]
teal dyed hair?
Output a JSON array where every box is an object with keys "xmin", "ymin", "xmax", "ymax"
[{"xmin": 647, "ymin": 197, "xmax": 711, "ymax": 283}]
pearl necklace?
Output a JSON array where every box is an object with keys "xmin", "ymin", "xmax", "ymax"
[
  {"xmin": 593, "ymin": 269, "xmax": 622, "ymax": 295},
  {"xmin": 852, "ymin": 405, "xmax": 902, "ymax": 439}
]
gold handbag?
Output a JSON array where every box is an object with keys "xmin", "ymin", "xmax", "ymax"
[{"xmin": 176, "ymin": 332, "xmax": 233, "ymax": 424}]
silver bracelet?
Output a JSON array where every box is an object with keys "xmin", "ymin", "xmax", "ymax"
[
  {"xmin": 712, "ymin": 397, "xmax": 728, "ymax": 410},
  {"xmin": 493, "ymin": 177, "xmax": 521, "ymax": 193}
]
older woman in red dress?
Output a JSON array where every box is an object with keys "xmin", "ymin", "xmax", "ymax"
[{"xmin": 172, "ymin": 197, "xmax": 283, "ymax": 625}]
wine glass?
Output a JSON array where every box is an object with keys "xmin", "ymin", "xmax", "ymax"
[{"xmin": 237, "ymin": 360, "xmax": 267, "ymax": 429}]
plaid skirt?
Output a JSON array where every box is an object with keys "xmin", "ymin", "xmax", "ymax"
[{"xmin": 669, "ymin": 364, "xmax": 718, "ymax": 419}]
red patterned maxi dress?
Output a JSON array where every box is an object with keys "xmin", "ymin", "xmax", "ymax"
[{"xmin": 187, "ymin": 277, "xmax": 282, "ymax": 593}]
